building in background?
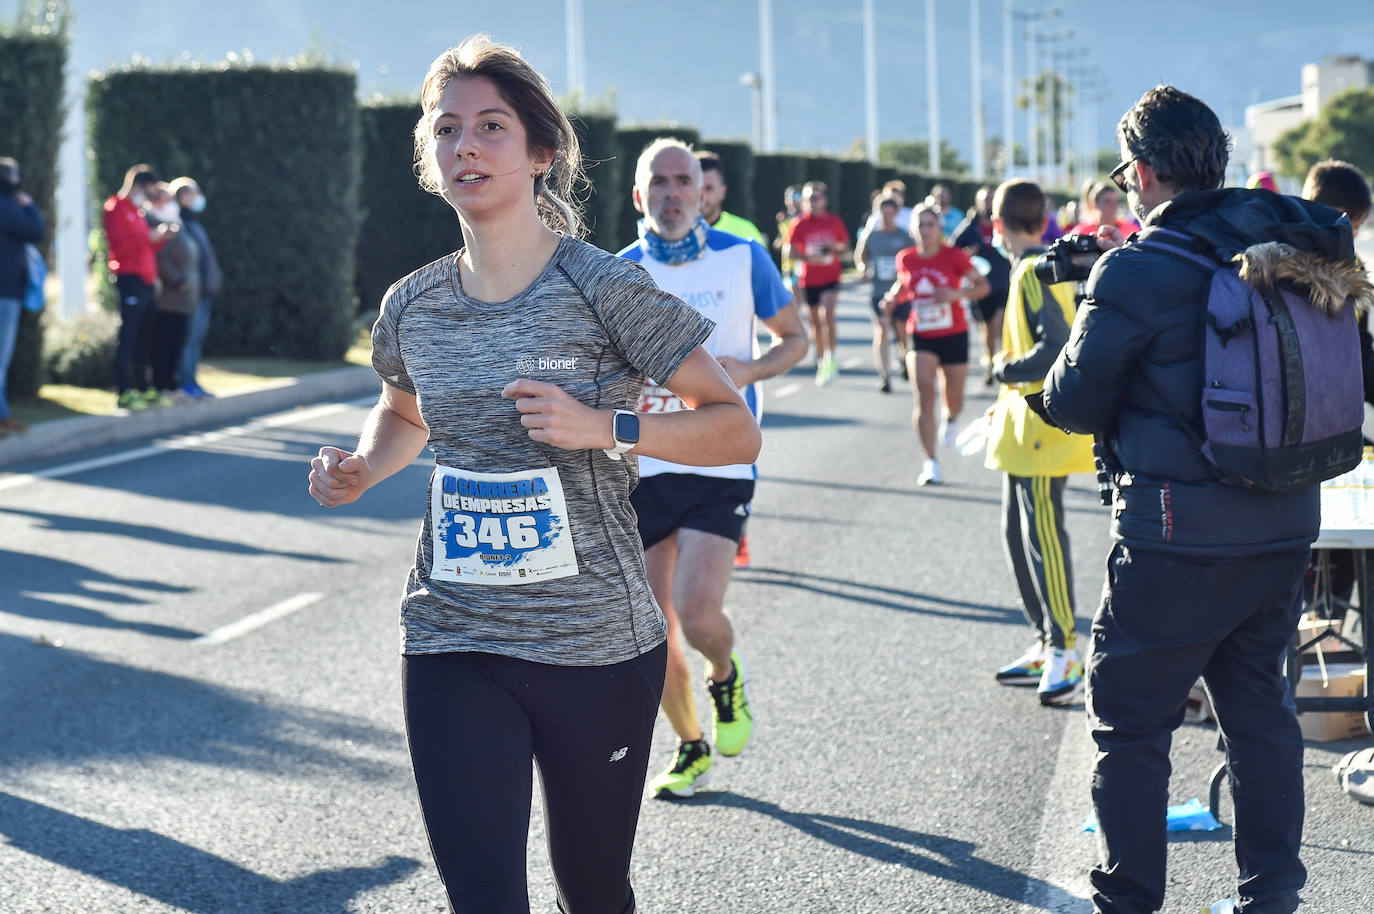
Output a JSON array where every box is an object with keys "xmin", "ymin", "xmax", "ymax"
[{"xmin": 1239, "ymin": 55, "xmax": 1373, "ymax": 186}]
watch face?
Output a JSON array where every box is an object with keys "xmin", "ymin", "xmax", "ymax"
[{"xmin": 614, "ymin": 411, "xmax": 640, "ymax": 444}]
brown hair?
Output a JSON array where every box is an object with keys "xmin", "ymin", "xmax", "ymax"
[
  {"xmin": 1303, "ymin": 160, "xmax": 1372, "ymax": 226},
  {"xmin": 414, "ymin": 35, "xmax": 585, "ymax": 235},
  {"xmin": 992, "ymin": 178, "xmax": 1046, "ymax": 236},
  {"xmin": 119, "ymin": 163, "xmax": 160, "ymax": 197}
]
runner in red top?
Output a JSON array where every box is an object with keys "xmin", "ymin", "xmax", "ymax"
[
  {"xmin": 783, "ymin": 181, "xmax": 849, "ymax": 385},
  {"xmin": 1068, "ymin": 181, "xmax": 1140, "ymax": 237},
  {"xmin": 881, "ymin": 204, "xmax": 991, "ymax": 485}
]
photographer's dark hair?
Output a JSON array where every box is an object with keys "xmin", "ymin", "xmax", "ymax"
[
  {"xmin": 1303, "ymin": 160, "xmax": 1372, "ymax": 226},
  {"xmin": 993, "ymin": 178, "xmax": 1045, "ymax": 236},
  {"xmin": 1117, "ymin": 85, "xmax": 1229, "ymax": 193},
  {"xmin": 695, "ymin": 150, "xmax": 724, "ymax": 178}
]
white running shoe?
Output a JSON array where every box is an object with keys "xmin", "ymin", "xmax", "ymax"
[
  {"xmin": 1038, "ymin": 647, "xmax": 1085, "ymax": 706},
  {"xmin": 917, "ymin": 458, "xmax": 942, "ymax": 486},
  {"xmin": 940, "ymin": 411, "xmax": 961, "ymax": 447},
  {"xmin": 1200, "ymin": 900, "xmax": 1238, "ymax": 914}
]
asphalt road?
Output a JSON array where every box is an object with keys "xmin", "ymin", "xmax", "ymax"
[{"xmin": 2, "ymin": 284, "xmax": 1371, "ymax": 914}]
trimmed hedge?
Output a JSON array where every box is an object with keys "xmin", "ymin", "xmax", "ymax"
[
  {"xmin": 699, "ymin": 139, "xmax": 755, "ymax": 225},
  {"xmin": 87, "ymin": 65, "xmax": 361, "ymax": 360},
  {"xmin": 837, "ymin": 158, "xmax": 877, "ymax": 236},
  {"xmin": 0, "ymin": 23, "xmax": 66, "ymax": 398},
  {"xmin": 568, "ymin": 108, "xmax": 620, "ymax": 251},
  {"xmin": 356, "ymin": 102, "xmax": 458, "ymax": 315},
  {"xmin": 614, "ymin": 125, "xmax": 700, "ymax": 251},
  {"xmin": 750, "ymin": 154, "xmax": 807, "ymax": 251}
]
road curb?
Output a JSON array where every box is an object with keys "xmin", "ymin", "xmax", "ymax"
[{"xmin": 0, "ymin": 365, "xmax": 378, "ymax": 469}]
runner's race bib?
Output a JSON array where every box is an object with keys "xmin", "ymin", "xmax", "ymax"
[
  {"xmin": 806, "ymin": 239, "xmax": 837, "ymax": 265},
  {"xmin": 429, "ymin": 466, "xmax": 578, "ymax": 586},
  {"xmin": 637, "ymin": 383, "xmax": 687, "ymax": 414},
  {"xmin": 875, "ymin": 257, "xmax": 897, "ymax": 281},
  {"xmin": 915, "ymin": 301, "xmax": 954, "ymax": 333}
]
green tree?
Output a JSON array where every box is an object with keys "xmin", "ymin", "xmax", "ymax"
[
  {"xmin": 876, "ymin": 138, "xmax": 968, "ymax": 175},
  {"xmin": 1274, "ymin": 88, "xmax": 1374, "ymax": 179}
]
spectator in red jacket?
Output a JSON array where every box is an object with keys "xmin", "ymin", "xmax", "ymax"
[{"xmin": 104, "ymin": 164, "xmax": 175, "ymax": 410}]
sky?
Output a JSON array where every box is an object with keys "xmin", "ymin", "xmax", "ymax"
[{"xmin": 37, "ymin": 0, "xmax": 1374, "ymax": 166}]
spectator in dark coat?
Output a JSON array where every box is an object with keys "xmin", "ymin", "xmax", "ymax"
[
  {"xmin": 149, "ymin": 185, "xmax": 199, "ymax": 396},
  {"xmin": 0, "ymin": 156, "xmax": 44, "ymax": 435},
  {"xmin": 169, "ymin": 177, "xmax": 222, "ymax": 398}
]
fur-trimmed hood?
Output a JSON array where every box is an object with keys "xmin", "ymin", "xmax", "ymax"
[
  {"xmin": 1151, "ymin": 186, "xmax": 1370, "ymax": 315},
  {"xmin": 1235, "ymin": 242, "xmax": 1374, "ymax": 315}
]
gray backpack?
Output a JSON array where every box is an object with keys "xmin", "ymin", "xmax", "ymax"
[{"xmin": 1136, "ymin": 226, "xmax": 1364, "ymax": 492}]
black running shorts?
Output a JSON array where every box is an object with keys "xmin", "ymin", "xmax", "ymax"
[
  {"xmin": 972, "ymin": 295, "xmax": 1006, "ymax": 323},
  {"xmin": 911, "ymin": 330, "xmax": 970, "ymax": 365},
  {"xmin": 802, "ymin": 282, "xmax": 839, "ymax": 306},
  {"xmin": 633, "ymin": 473, "xmax": 755, "ymax": 550}
]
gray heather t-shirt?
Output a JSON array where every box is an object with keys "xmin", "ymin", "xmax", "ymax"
[{"xmin": 371, "ymin": 234, "xmax": 714, "ymax": 665}]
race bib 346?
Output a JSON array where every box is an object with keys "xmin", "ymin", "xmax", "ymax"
[{"xmin": 429, "ymin": 466, "xmax": 579, "ymax": 586}]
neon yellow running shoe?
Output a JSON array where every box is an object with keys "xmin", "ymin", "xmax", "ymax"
[
  {"xmin": 708, "ymin": 650, "xmax": 754, "ymax": 756},
  {"xmin": 646, "ymin": 739, "xmax": 712, "ymax": 799}
]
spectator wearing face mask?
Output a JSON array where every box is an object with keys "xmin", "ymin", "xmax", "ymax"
[
  {"xmin": 148, "ymin": 184, "xmax": 199, "ymax": 400},
  {"xmin": 168, "ymin": 177, "xmax": 221, "ymax": 398},
  {"xmin": 104, "ymin": 164, "xmax": 174, "ymax": 410}
]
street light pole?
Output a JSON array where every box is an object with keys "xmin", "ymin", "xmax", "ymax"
[
  {"xmin": 1002, "ymin": 0, "xmax": 1014, "ymax": 178},
  {"xmin": 971, "ymin": 0, "xmax": 984, "ymax": 178},
  {"xmin": 864, "ymin": 0, "xmax": 879, "ymax": 161},
  {"xmin": 926, "ymin": 0, "xmax": 939, "ymax": 174},
  {"xmin": 740, "ymin": 73, "xmax": 764, "ymax": 151},
  {"xmin": 564, "ymin": 0, "xmax": 584, "ymax": 98},
  {"xmin": 758, "ymin": 0, "xmax": 778, "ymax": 152},
  {"xmin": 1012, "ymin": 5, "xmax": 1058, "ymax": 184}
]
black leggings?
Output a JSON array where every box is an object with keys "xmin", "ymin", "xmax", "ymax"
[{"xmin": 402, "ymin": 643, "xmax": 667, "ymax": 914}]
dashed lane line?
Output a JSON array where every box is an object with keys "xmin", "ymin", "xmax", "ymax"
[
  {"xmin": 193, "ymin": 592, "xmax": 325, "ymax": 645},
  {"xmin": 0, "ymin": 398, "xmax": 372, "ymax": 494}
]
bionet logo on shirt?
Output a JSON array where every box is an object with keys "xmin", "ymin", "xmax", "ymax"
[{"xmin": 516, "ymin": 355, "xmax": 578, "ymax": 374}]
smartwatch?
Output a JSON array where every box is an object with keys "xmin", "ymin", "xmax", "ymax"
[{"xmin": 604, "ymin": 409, "xmax": 640, "ymax": 461}]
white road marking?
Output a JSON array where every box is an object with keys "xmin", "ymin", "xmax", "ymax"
[
  {"xmin": 841, "ymin": 356, "xmax": 863, "ymax": 369},
  {"xmin": 193, "ymin": 592, "xmax": 325, "ymax": 645},
  {"xmin": 1017, "ymin": 709, "xmax": 1096, "ymax": 913},
  {"xmin": 0, "ymin": 398, "xmax": 371, "ymax": 493},
  {"xmin": 772, "ymin": 382, "xmax": 802, "ymax": 399}
]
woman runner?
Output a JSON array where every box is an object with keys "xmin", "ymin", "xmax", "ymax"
[
  {"xmin": 882, "ymin": 203, "xmax": 991, "ymax": 485},
  {"xmin": 307, "ymin": 36, "xmax": 760, "ymax": 914}
]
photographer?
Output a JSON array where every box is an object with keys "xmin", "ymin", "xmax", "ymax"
[{"xmin": 1039, "ymin": 86, "xmax": 1362, "ymax": 914}]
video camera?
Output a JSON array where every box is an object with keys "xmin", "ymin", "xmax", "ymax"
[{"xmin": 1033, "ymin": 233, "xmax": 1104, "ymax": 287}]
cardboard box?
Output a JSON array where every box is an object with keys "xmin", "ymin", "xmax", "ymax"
[
  {"xmin": 1296, "ymin": 616, "xmax": 1360, "ymax": 665},
  {"xmin": 1296, "ymin": 663, "xmax": 1371, "ymax": 742}
]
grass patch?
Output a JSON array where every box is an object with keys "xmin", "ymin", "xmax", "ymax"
[{"xmin": 10, "ymin": 328, "xmax": 373, "ymax": 426}]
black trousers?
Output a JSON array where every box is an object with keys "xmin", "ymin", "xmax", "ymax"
[
  {"xmin": 403, "ymin": 643, "xmax": 666, "ymax": 914},
  {"xmin": 152, "ymin": 311, "xmax": 189, "ymax": 391},
  {"xmin": 113, "ymin": 275, "xmax": 154, "ymax": 393},
  {"xmin": 1087, "ymin": 544, "xmax": 1308, "ymax": 914}
]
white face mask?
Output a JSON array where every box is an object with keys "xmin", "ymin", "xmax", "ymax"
[{"xmin": 150, "ymin": 202, "xmax": 180, "ymax": 223}]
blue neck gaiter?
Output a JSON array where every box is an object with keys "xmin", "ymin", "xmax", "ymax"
[{"xmin": 639, "ymin": 216, "xmax": 710, "ymax": 265}]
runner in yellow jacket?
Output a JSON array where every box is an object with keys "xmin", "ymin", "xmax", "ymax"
[{"xmin": 984, "ymin": 179, "xmax": 1095, "ymax": 706}]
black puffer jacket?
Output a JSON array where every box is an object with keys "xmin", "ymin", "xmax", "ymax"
[{"xmin": 1043, "ymin": 188, "xmax": 1368, "ymax": 555}]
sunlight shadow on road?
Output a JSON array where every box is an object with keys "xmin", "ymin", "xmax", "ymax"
[
  {"xmin": 737, "ymin": 566, "xmax": 1023, "ymax": 625},
  {"xmin": 0, "ymin": 632, "xmax": 405, "ymax": 779},
  {"xmin": 686, "ymin": 791, "xmax": 1064, "ymax": 906},
  {"xmin": 1, "ymin": 549, "xmax": 199, "ymax": 638},
  {"xmin": 0, "ymin": 790, "xmax": 421, "ymax": 913},
  {"xmin": 0, "ymin": 507, "xmax": 344, "ymax": 564}
]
